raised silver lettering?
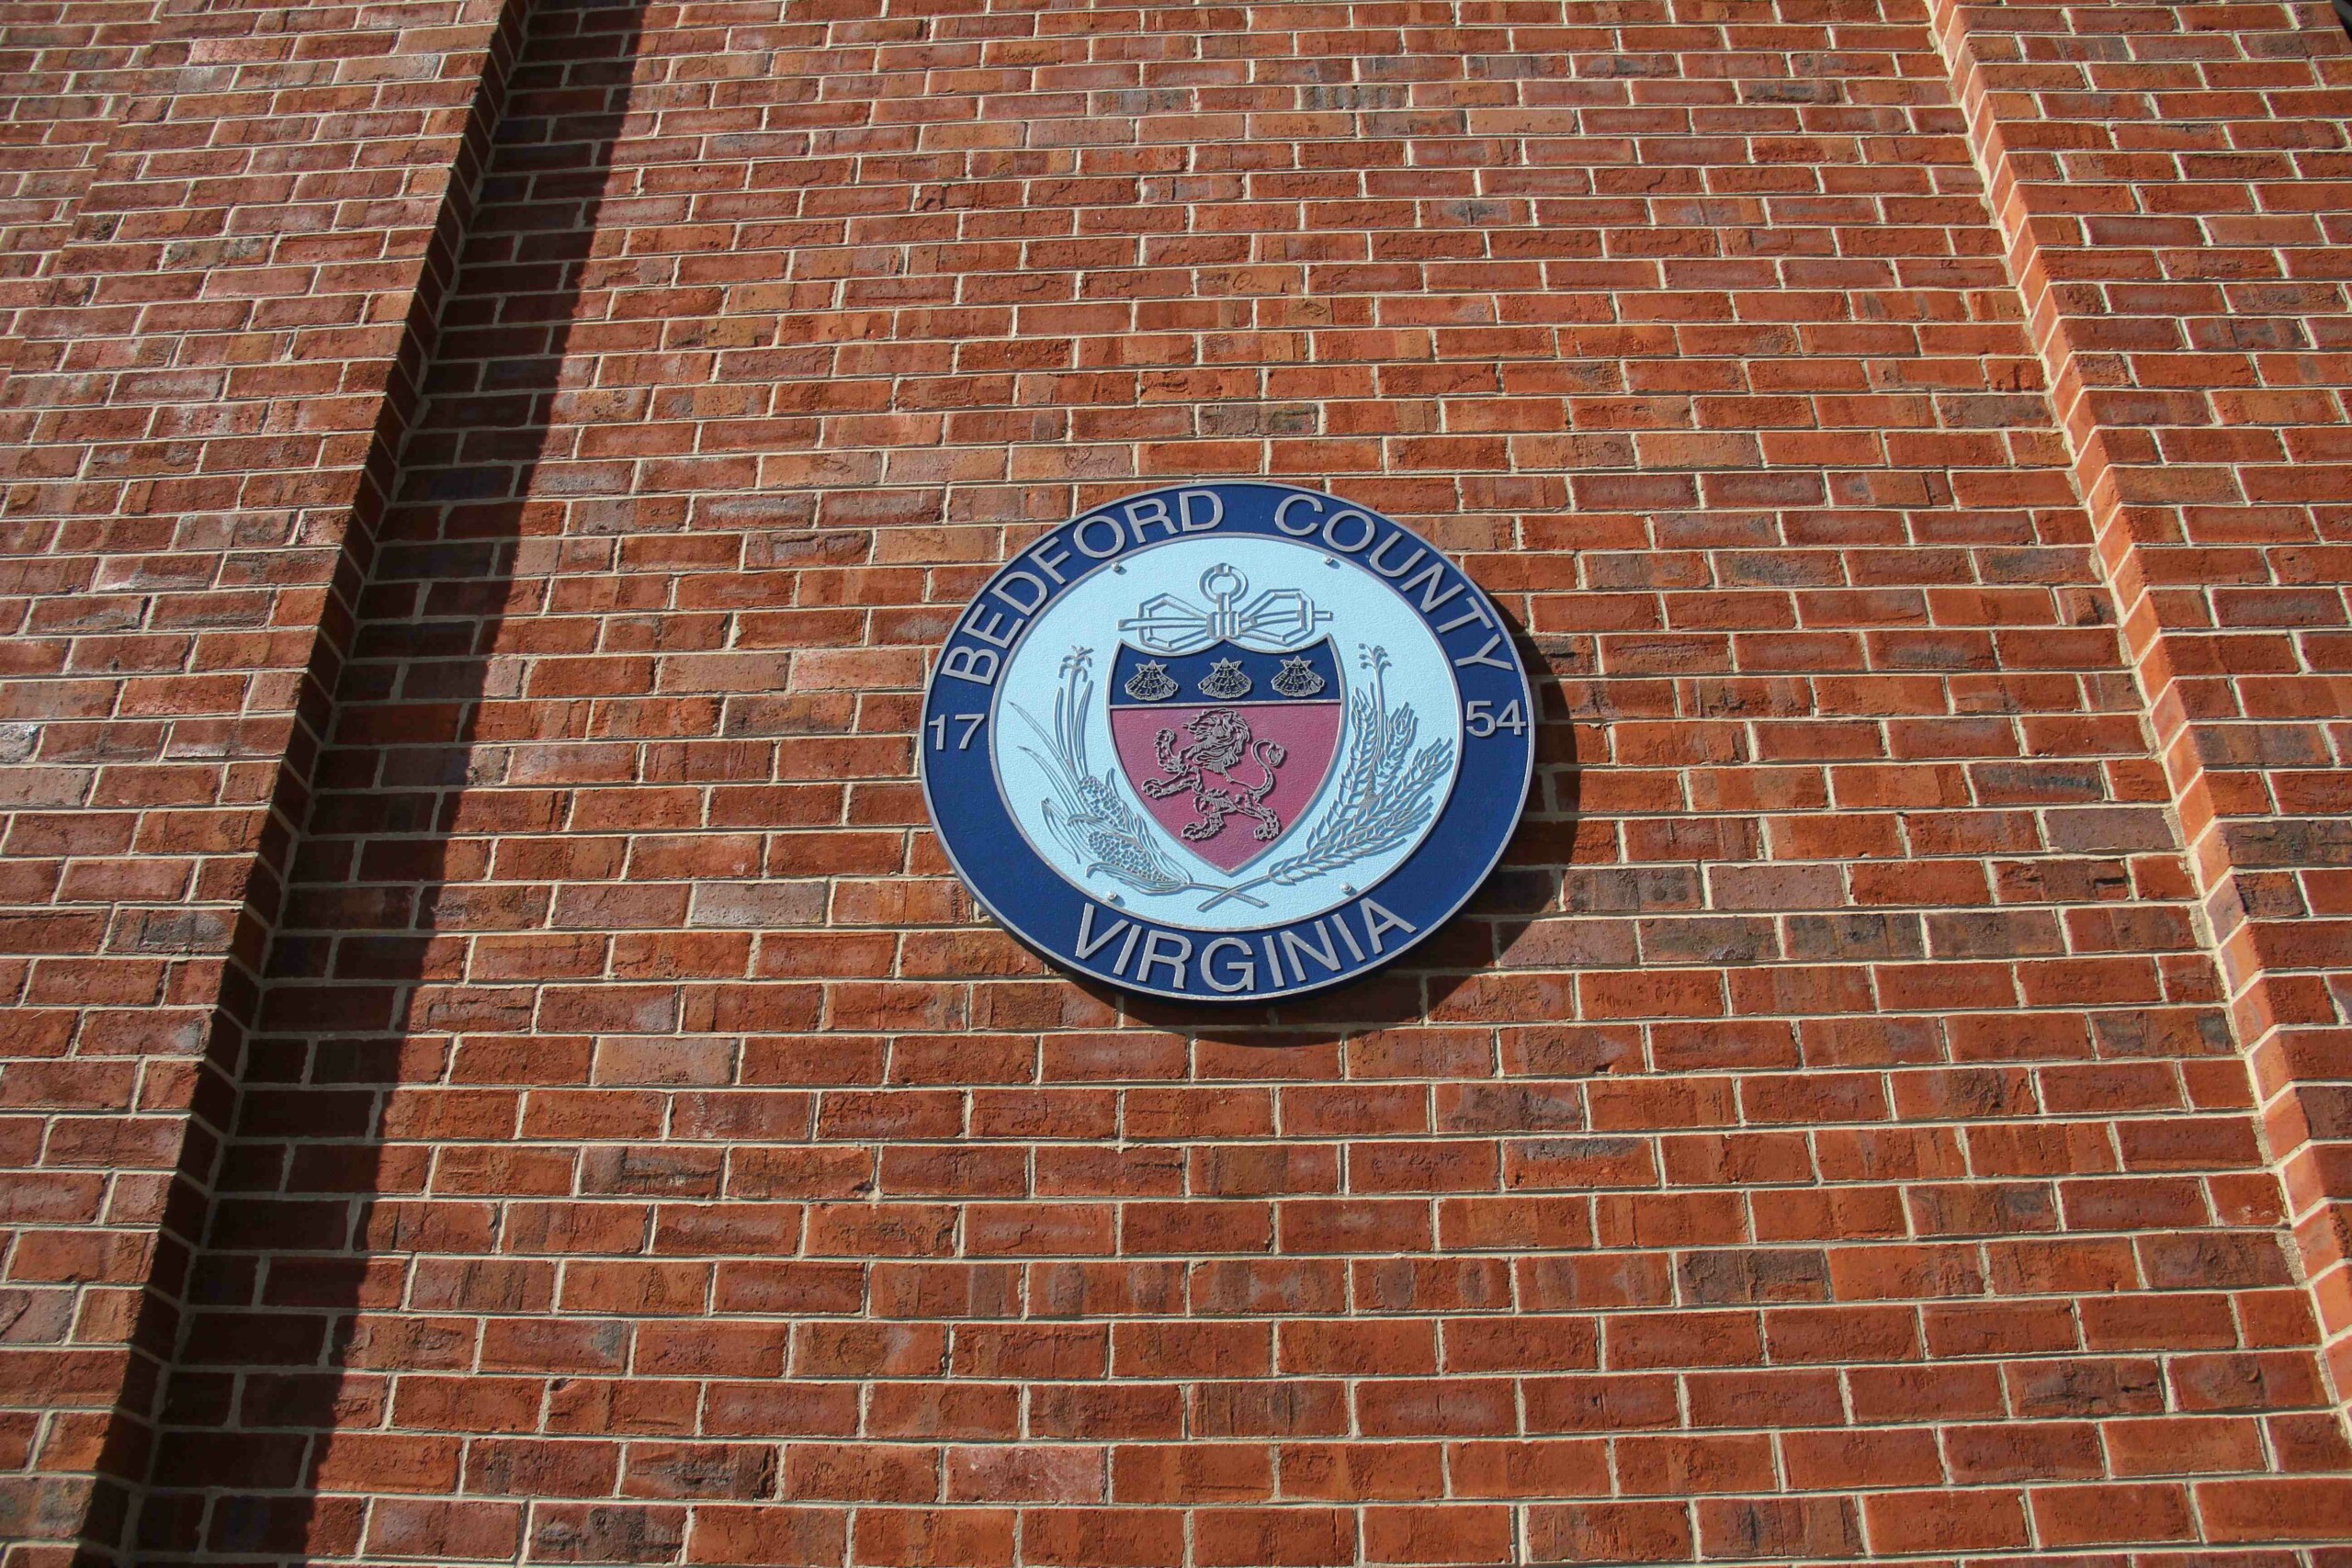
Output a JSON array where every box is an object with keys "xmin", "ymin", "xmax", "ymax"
[
  {"xmin": 1273, "ymin": 492, "xmax": 1324, "ymax": 535},
  {"xmin": 939, "ymin": 645, "xmax": 999, "ymax": 685},
  {"xmin": 1453, "ymin": 633, "xmax": 1513, "ymax": 671},
  {"xmin": 1281, "ymin": 922, "xmax": 1342, "ymax": 976},
  {"xmin": 1401, "ymin": 558, "xmax": 1464, "ymax": 616},
  {"xmin": 1073, "ymin": 515, "xmax": 1125, "ymax": 558},
  {"xmin": 1201, "ymin": 936, "xmax": 1254, "ymax": 993},
  {"xmin": 1029, "ymin": 540, "xmax": 1072, "ymax": 584},
  {"xmin": 991, "ymin": 570, "xmax": 1050, "ymax": 615},
  {"xmin": 1433, "ymin": 601, "xmax": 1489, "ymax": 636},
  {"xmin": 1136, "ymin": 929, "xmax": 1193, "ymax": 989},
  {"xmin": 1320, "ymin": 509, "xmax": 1376, "ymax": 554},
  {"xmin": 1125, "ymin": 496, "xmax": 1177, "ymax": 542},
  {"xmin": 1331, "ymin": 913, "xmax": 1366, "ymax": 963},
  {"xmin": 1076, "ymin": 904, "xmax": 1131, "ymax": 960},
  {"xmin": 1367, "ymin": 532, "xmax": 1427, "ymax": 579},
  {"xmin": 967, "ymin": 608, "xmax": 1023, "ymax": 649},
  {"xmin": 1359, "ymin": 897, "xmax": 1418, "ymax": 953}
]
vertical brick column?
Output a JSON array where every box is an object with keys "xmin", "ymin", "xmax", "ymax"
[
  {"xmin": 1930, "ymin": 0, "xmax": 2352, "ymax": 1393},
  {"xmin": 0, "ymin": 0, "xmax": 524, "ymax": 1557}
]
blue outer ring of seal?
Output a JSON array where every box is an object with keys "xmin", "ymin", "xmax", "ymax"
[{"xmin": 918, "ymin": 481, "xmax": 1535, "ymax": 1004}]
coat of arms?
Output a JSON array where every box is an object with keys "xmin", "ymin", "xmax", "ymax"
[
  {"xmin": 1007, "ymin": 557, "xmax": 1459, "ymax": 916},
  {"xmin": 1104, "ymin": 565, "xmax": 1342, "ymax": 873}
]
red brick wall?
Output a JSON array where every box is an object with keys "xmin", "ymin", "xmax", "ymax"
[
  {"xmin": 0, "ymin": 0, "xmax": 522, "ymax": 1555},
  {"xmin": 5, "ymin": 0, "xmax": 2352, "ymax": 1562},
  {"xmin": 0, "ymin": 0, "xmax": 165, "ymax": 400},
  {"xmin": 1932, "ymin": 0, "xmax": 2352, "ymax": 1396}
]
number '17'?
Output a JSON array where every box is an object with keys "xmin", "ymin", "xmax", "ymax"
[{"xmin": 930, "ymin": 714, "xmax": 984, "ymax": 750}]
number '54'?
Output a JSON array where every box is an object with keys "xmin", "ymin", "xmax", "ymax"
[{"xmin": 1464, "ymin": 699, "xmax": 1526, "ymax": 739}]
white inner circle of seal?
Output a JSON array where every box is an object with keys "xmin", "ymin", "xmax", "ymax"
[{"xmin": 989, "ymin": 533, "xmax": 1464, "ymax": 934}]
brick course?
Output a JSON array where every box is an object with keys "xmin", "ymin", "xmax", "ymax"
[{"xmin": 2, "ymin": 0, "xmax": 2351, "ymax": 1562}]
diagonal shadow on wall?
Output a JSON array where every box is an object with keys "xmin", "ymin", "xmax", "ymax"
[{"xmin": 133, "ymin": 0, "xmax": 653, "ymax": 1554}]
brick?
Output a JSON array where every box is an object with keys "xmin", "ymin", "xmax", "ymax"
[
  {"xmin": 1526, "ymin": 1502, "xmax": 1692, "ymax": 1564},
  {"xmin": 1193, "ymin": 1507, "xmax": 1354, "ymax": 1567},
  {"xmin": 1860, "ymin": 1488, "xmax": 2027, "ymax": 1554},
  {"xmin": 1020, "ymin": 1507, "xmax": 1184, "ymax": 1567}
]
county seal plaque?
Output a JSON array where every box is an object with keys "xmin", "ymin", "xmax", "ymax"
[{"xmin": 920, "ymin": 482, "xmax": 1535, "ymax": 1003}]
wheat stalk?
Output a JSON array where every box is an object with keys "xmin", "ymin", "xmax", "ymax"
[
  {"xmin": 1195, "ymin": 646, "xmax": 1453, "ymax": 911},
  {"xmin": 1010, "ymin": 648, "xmax": 1266, "ymax": 908}
]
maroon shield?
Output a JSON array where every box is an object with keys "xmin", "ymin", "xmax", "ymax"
[{"xmin": 1109, "ymin": 639, "xmax": 1344, "ymax": 875}]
